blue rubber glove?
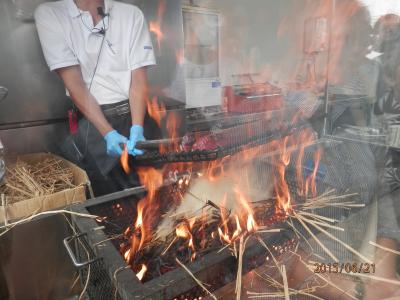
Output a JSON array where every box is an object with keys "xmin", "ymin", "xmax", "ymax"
[
  {"xmin": 127, "ymin": 125, "xmax": 145, "ymax": 156},
  {"xmin": 104, "ymin": 130, "xmax": 128, "ymax": 157}
]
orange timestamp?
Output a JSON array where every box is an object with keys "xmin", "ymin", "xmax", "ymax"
[{"xmin": 314, "ymin": 262, "xmax": 375, "ymax": 274}]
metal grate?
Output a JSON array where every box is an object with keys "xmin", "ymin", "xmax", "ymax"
[
  {"xmin": 72, "ymin": 233, "xmax": 115, "ymax": 300},
  {"xmin": 135, "ymin": 121, "xmax": 309, "ymax": 165},
  {"xmin": 69, "ymin": 186, "xmax": 294, "ymax": 300}
]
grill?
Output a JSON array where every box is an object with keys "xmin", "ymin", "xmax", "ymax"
[
  {"xmin": 65, "ymin": 121, "xmax": 375, "ymax": 300},
  {"xmin": 67, "ymin": 185, "xmax": 296, "ymax": 300},
  {"xmin": 134, "ymin": 117, "xmax": 309, "ymax": 165}
]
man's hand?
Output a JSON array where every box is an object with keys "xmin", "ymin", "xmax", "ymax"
[
  {"xmin": 104, "ymin": 130, "xmax": 128, "ymax": 157},
  {"xmin": 127, "ymin": 125, "xmax": 145, "ymax": 156}
]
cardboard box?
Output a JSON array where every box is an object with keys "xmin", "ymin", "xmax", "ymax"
[{"xmin": 0, "ymin": 153, "xmax": 89, "ymax": 223}]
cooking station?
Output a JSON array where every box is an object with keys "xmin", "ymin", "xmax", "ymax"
[{"xmin": 1, "ymin": 0, "xmax": 400, "ymax": 300}]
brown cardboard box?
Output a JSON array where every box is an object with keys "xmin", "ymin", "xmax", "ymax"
[{"xmin": 0, "ymin": 153, "xmax": 89, "ymax": 223}]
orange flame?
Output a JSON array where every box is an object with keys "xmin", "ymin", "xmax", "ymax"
[
  {"xmin": 147, "ymin": 97, "xmax": 166, "ymax": 128},
  {"xmin": 120, "ymin": 145, "xmax": 130, "ymax": 174},
  {"xmin": 310, "ymin": 148, "xmax": 322, "ymax": 197},
  {"xmin": 246, "ymin": 214, "xmax": 257, "ymax": 233},
  {"xmin": 231, "ymin": 215, "xmax": 242, "ymax": 240},
  {"xmin": 124, "ymin": 249, "xmax": 131, "ymax": 262},
  {"xmin": 271, "ymin": 137, "xmax": 293, "ymax": 213},
  {"xmin": 218, "ymin": 227, "xmax": 231, "ymax": 244},
  {"xmin": 165, "ymin": 112, "xmax": 181, "ymax": 152},
  {"xmin": 135, "ymin": 202, "xmax": 144, "ymax": 229},
  {"xmin": 176, "ymin": 221, "xmax": 196, "ymax": 259},
  {"xmin": 305, "ymin": 147, "xmax": 322, "ymax": 198},
  {"xmin": 295, "ymin": 129, "xmax": 314, "ymax": 196},
  {"xmin": 126, "ymin": 167, "xmax": 164, "ymax": 263},
  {"xmin": 136, "ymin": 264, "xmax": 147, "ymax": 281},
  {"xmin": 176, "ymin": 222, "xmax": 190, "ymax": 239},
  {"xmin": 137, "ymin": 167, "xmax": 164, "ymax": 203},
  {"xmin": 149, "ymin": 0, "xmax": 166, "ymax": 51}
]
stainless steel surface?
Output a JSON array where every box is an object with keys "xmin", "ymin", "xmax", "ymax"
[
  {"xmin": 128, "ymin": 0, "xmax": 186, "ymax": 104},
  {"xmin": 0, "ymin": 87, "xmax": 7, "ymax": 102},
  {"xmin": 0, "ymin": 122, "xmax": 69, "ymax": 155},
  {"xmin": 0, "ymin": 1, "xmax": 71, "ymax": 125}
]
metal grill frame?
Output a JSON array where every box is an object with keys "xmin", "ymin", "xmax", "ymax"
[
  {"xmin": 68, "ymin": 187, "xmax": 291, "ymax": 300},
  {"xmin": 134, "ymin": 121, "xmax": 310, "ymax": 165}
]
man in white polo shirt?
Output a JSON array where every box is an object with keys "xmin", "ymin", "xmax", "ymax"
[{"xmin": 35, "ymin": 0, "xmax": 156, "ymax": 193}]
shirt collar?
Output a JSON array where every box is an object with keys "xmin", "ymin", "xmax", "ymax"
[{"xmin": 65, "ymin": 0, "xmax": 114, "ymax": 18}]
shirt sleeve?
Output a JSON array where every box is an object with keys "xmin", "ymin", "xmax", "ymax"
[
  {"xmin": 129, "ymin": 8, "xmax": 156, "ymax": 70},
  {"xmin": 34, "ymin": 4, "xmax": 79, "ymax": 71}
]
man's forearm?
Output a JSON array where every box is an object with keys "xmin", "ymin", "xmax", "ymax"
[
  {"xmin": 71, "ymin": 89, "xmax": 113, "ymax": 136},
  {"xmin": 56, "ymin": 66, "xmax": 113, "ymax": 136},
  {"xmin": 129, "ymin": 68, "xmax": 149, "ymax": 126}
]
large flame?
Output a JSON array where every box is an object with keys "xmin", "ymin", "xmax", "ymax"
[
  {"xmin": 165, "ymin": 112, "xmax": 181, "ymax": 152},
  {"xmin": 270, "ymin": 137, "xmax": 293, "ymax": 213},
  {"xmin": 147, "ymin": 97, "xmax": 166, "ymax": 128},
  {"xmin": 120, "ymin": 145, "xmax": 130, "ymax": 174},
  {"xmin": 125, "ymin": 168, "xmax": 163, "ymax": 263},
  {"xmin": 149, "ymin": 0, "xmax": 166, "ymax": 51}
]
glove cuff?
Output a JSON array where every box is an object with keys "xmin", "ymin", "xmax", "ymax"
[
  {"xmin": 130, "ymin": 125, "xmax": 144, "ymax": 135},
  {"xmin": 104, "ymin": 130, "xmax": 117, "ymax": 141}
]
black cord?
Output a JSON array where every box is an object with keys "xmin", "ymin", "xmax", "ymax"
[
  {"xmin": 78, "ymin": 10, "xmax": 109, "ymax": 37},
  {"xmin": 89, "ymin": 34, "xmax": 106, "ymax": 91},
  {"xmin": 75, "ymin": 7, "xmax": 110, "ymax": 155}
]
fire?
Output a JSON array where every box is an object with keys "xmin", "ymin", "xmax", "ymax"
[
  {"xmin": 125, "ymin": 168, "xmax": 164, "ymax": 263},
  {"xmin": 126, "ymin": 202, "xmax": 146, "ymax": 264},
  {"xmin": 136, "ymin": 264, "xmax": 147, "ymax": 281},
  {"xmin": 147, "ymin": 97, "xmax": 166, "ymax": 128},
  {"xmin": 149, "ymin": 0, "xmax": 166, "ymax": 51},
  {"xmin": 217, "ymin": 191, "xmax": 258, "ymax": 244},
  {"xmin": 235, "ymin": 189, "xmax": 255, "ymax": 218},
  {"xmin": 114, "ymin": 0, "xmax": 354, "ymax": 281},
  {"xmin": 165, "ymin": 112, "xmax": 181, "ymax": 152},
  {"xmin": 246, "ymin": 214, "xmax": 257, "ymax": 233},
  {"xmin": 120, "ymin": 145, "xmax": 130, "ymax": 174},
  {"xmin": 135, "ymin": 202, "xmax": 144, "ymax": 229},
  {"xmin": 295, "ymin": 129, "xmax": 314, "ymax": 196},
  {"xmin": 305, "ymin": 147, "xmax": 323, "ymax": 198},
  {"xmin": 218, "ymin": 227, "xmax": 231, "ymax": 244},
  {"xmin": 175, "ymin": 221, "xmax": 196, "ymax": 260},
  {"xmin": 137, "ymin": 167, "xmax": 163, "ymax": 203},
  {"xmin": 124, "ymin": 249, "xmax": 131, "ymax": 261},
  {"xmin": 149, "ymin": 21, "xmax": 164, "ymax": 50},
  {"xmin": 271, "ymin": 137, "xmax": 292, "ymax": 213},
  {"xmin": 310, "ymin": 148, "xmax": 322, "ymax": 197},
  {"xmin": 231, "ymin": 215, "xmax": 242, "ymax": 240},
  {"xmin": 176, "ymin": 222, "xmax": 190, "ymax": 239}
]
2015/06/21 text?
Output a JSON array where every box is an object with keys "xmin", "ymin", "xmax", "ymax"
[{"xmin": 314, "ymin": 262, "xmax": 375, "ymax": 274}]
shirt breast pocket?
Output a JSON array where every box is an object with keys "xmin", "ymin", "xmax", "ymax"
[{"xmin": 104, "ymin": 41, "xmax": 128, "ymax": 71}]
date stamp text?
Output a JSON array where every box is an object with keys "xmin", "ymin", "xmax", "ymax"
[{"xmin": 314, "ymin": 262, "xmax": 375, "ymax": 274}]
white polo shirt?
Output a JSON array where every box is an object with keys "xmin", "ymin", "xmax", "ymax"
[{"xmin": 35, "ymin": 0, "xmax": 156, "ymax": 105}]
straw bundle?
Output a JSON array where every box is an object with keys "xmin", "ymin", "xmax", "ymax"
[{"xmin": 0, "ymin": 158, "xmax": 75, "ymax": 204}]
